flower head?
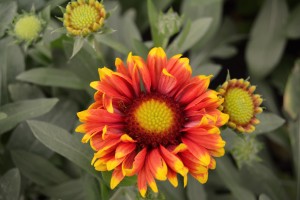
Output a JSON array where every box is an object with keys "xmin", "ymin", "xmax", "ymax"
[
  {"xmin": 76, "ymin": 47, "xmax": 229, "ymax": 197},
  {"xmin": 63, "ymin": 0, "xmax": 106, "ymax": 36},
  {"xmin": 231, "ymin": 135, "xmax": 262, "ymax": 168},
  {"xmin": 13, "ymin": 14, "xmax": 43, "ymax": 42},
  {"xmin": 218, "ymin": 79, "xmax": 263, "ymax": 133}
]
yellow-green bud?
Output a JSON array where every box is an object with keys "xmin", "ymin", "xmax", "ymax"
[{"xmin": 14, "ymin": 15, "xmax": 42, "ymax": 42}]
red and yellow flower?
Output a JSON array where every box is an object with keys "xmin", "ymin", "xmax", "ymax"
[{"xmin": 76, "ymin": 47, "xmax": 229, "ymax": 197}]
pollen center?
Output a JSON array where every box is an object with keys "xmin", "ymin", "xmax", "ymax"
[
  {"xmin": 135, "ymin": 99, "xmax": 174, "ymax": 134},
  {"xmin": 70, "ymin": 5, "xmax": 98, "ymax": 29},
  {"xmin": 125, "ymin": 94, "xmax": 184, "ymax": 148},
  {"xmin": 14, "ymin": 15, "xmax": 42, "ymax": 41},
  {"xmin": 223, "ymin": 88, "xmax": 254, "ymax": 125}
]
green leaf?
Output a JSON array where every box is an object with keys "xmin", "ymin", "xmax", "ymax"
[
  {"xmin": 71, "ymin": 37, "xmax": 85, "ymax": 59},
  {"xmin": 0, "ymin": 1, "xmax": 17, "ymax": 37},
  {"xmin": 288, "ymin": 118, "xmax": 300, "ymax": 200},
  {"xmin": 252, "ymin": 113, "xmax": 285, "ymax": 135},
  {"xmin": 27, "ymin": 120, "xmax": 102, "ymax": 181},
  {"xmin": 41, "ymin": 5, "xmax": 51, "ymax": 22},
  {"xmin": 181, "ymin": 0, "xmax": 223, "ymax": 49},
  {"xmin": 63, "ymin": 40, "xmax": 101, "ymax": 86},
  {"xmin": 157, "ymin": 179, "xmax": 186, "ymax": 200},
  {"xmin": 211, "ymin": 45, "xmax": 237, "ymax": 59},
  {"xmin": 0, "ymin": 112, "xmax": 7, "ymax": 120},
  {"xmin": 17, "ymin": 68, "xmax": 85, "ymax": 90},
  {"xmin": 133, "ymin": 39, "xmax": 149, "ymax": 59},
  {"xmin": 147, "ymin": 0, "xmax": 163, "ymax": 47},
  {"xmin": 189, "ymin": 19, "xmax": 245, "ymax": 66},
  {"xmin": 117, "ymin": 10, "xmax": 142, "ymax": 50},
  {"xmin": 287, "ymin": 4, "xmax": 300, "ymax": 39},
  {"xmin": 11, "ymin": 150, "xmax": 71, "ymax": 186},
  {"xmin": 246, "ymin": 0, "xmax": 288, "ymax": 79},
  {"xmin": 186, "ymin": 174, "xmax": 206, "ymax": 200},
  {"xmin": 167, "ymin": 17, "xmax": 212, "ymax": 55},
  {"xmin": 110, "ymin": 186, "xmax": 136, "ymax": 200},
  {"xmin": 259, "ymin": 194, "xmax": 271, "ymax": 200},
  {"xmin": 216, "ymin": 156, "xmax": 256, "ymax": 200},
  {"xmin": 192, "ymin": 63, "xmax": 221, "ymax": 77},
  {"xmin": 8, "ymin": 83, "xmax": 45, "ymax": 101},
  {"xmin": 100, "ymin": 181, "xmax": 110, "ymax": 200},
  {"xmin": 38, "ymin": 98, "xmax": 79, "ymax": 131},
  {"xmin": 0, "ymin": 38, "xmax": 25, "ymax": 105},
  {"xmin": 0, "ymin": 98, "xmax": 58, "ymax": 135},
  {"xmin": 7, "ymin": 122, "xmax": 53, "ymax": 158},
  {"xmin": 16, "ymin": 0, "xmax": 45, "ymax": 11},
  {"xmin": 253, "ymin": 78, "xmax": 280, "ymax": 114},
  {"xmin": 240, "ymin": 163, "xmax": 288, "ymax": 200},
  {"xmin": 0, "ymin": 168, "xmax": 21, "ymax": 200},
  {"xmin": 41, "ymin": 179, "xmax": 85, "ymax": 200},
  {"xmin": 84, "ymin": 174, "xmax": 101, "ymax": 200},
  {"xmin": 284, "ymin": 59, "xmax": 300, "ymax": 119},
  {"xmin": 45, "ymin": 0, "xmax": 69, "ymax": 10},
  {"xmin": 95, "ymin": 34, "xmax": 130, "ymax": 55}
]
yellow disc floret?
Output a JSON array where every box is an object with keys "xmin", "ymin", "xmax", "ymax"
[
  {"xmin": 64, "ymin": 0, "xmax": 106, "ymax": 36},
  {"xmin": 14, "ymin": 15, "xmax": 42, "ymax": 42},
  {"xmin": 218, "ymin": 79, "xmax": 263, "ymax": 133},
  {"xmin": 223, "ymin": 88, "xmax": 254, "ymax": 125},
  {"xmin": 135, "ymin": 99, "xmax": 174, "ymax": 134}
]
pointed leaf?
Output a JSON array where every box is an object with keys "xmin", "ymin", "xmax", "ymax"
[
  {"xmin": 84, "ymin": 174, "xmax": 101, "ymax": 200},
  {"xmin": 71, "ymin": 37, "xmax": 85, "ymax": 59},
  {"xmin": 0, "ymin": 112, "xmax": 7, "ymax": 120},
  {"xmin": 167, "ymin": 17, "xmax": 212, "ymax": 54},
  {"xmin": 94, "ymin": 34, "xmax": 129, "ymax": 55},
  {"xmin": 7, "ymin": 122, "xmax": 53, "ymax": 158},
  {"xmin": 252, "ymin": 113, "xmax": 285, "ymax": 135},
  {"xmin": 181, "ymin": 0, "xmax": 223, "ymax": 49},
  {"xmin": 8, "ymin": 83, "xmax": 45, "ymax": 102},
  {"xmin": 284, "ymin": 59, "xmax": 300, "ymax": 119},
  {"xmin": 17, "ymin": 68, "xmax": 85, "ymax": 90},
  {"xmin": 11, "ymin": 150, "xmax": 71, "ymax": 186},
  {"xmin": 216, "ymin": 156, "xmax": 256, "ymax": 200},
  {"xmin": 0, "ymin": 98, "xmax": 58, "ymax": 135},
  {"xmin": 41, "ymin": 179, "xmax": 85, "ymax": 200},
  {"xmin": 187, "ymin": 174, "xmax": 207, "ymax": 200},
  {"xmin": 147, "ymin": 0, "xmax": 163, "ymax": 46},
  {"xmin": 0, "ymin": 168, "xmax": 21, "ymax": 200},
  {"xmin": 0, "ymin": 1, "xmax": 17, "ymax": 37},
  {"xmin": 192, "ymin": 63, "xmax": 221, "ymax": 77},
  {"xmin": 27, "ymin": 120, "xmax": 102, "ymax": 181},
  {"xmin": 246, "ymin": 0, "xmax": 288, "ymax": 78},
  {"xmin": 0, "ymin": 38, "xmax": 25, "ymax": 105},
  {"xmin": 287, "ymin": 4, "xmax": 300, "ymax": 39},
  {"xmin": 63, "ymin": 41, "xmax": 100, "ymax": 86}
]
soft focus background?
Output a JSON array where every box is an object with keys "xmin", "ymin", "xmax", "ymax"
[{"xmin": 0, "ymin": 0, "xmax": 299, "ymax": 199}]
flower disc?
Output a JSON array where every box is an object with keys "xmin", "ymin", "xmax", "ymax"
[
  {"xmin": 218, "ymin": 79, "xmax": 263, "ymax": 133},
  {"xmin": 64, "ymin": 0, "xmax": 106, "ymax": 36},
  {"xmin": 14, "ymin": 15, "xmax": 42, "ymax": 42}
]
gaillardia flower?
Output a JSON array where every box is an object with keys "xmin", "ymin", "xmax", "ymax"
[
  {"xmin": 76, "ymin": 47, "xmax": 229, "ymax": 197},
  {"xmin": 63, "ymin": 0, "xmax": 106, "ymax": 36},
  {"xmin": 13, "ymin": 14, "xmax": 43, "ymax": 42},
  {"xmin": 218, "ymin": 79, "xmax": 263, "ymax": 133}
]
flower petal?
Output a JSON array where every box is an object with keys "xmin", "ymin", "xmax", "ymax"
[
  {"xmin": 159, "ymin": 145, "xmax": 188, "ymax": 177},
  {"xmin": 110, "ymin": 166, "xmax": 125, "ymax": 189}
]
